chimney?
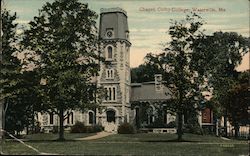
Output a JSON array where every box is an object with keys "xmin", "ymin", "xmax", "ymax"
[{"xmin": 155, "ymin": 74, "xmax": 163, "ymax": 91}]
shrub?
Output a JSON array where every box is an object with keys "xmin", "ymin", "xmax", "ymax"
[
  {"xmin": 166, "ymin": 121, "xmax": 176, "ymax": 128},
  {"xmin": 184, "ymin": 123, "xmax": 203, "ymax": 135},
  {"xmin": 118, "ymin": 123, "xmax": 135, "ymax": 134},
  {"xmin": 70, "ymin": 122, "xmax": 85, "ymax": 133},
  {"xmin": 93, "ymin": 125, "xmax": 104, "ymax": 132},
  {"xmin": 84, "ymin": 125, "xmax": 104, "ymax": 133},
  {"xmin": 71, "ymin": 122, "xmax": 104, "ymax": 133},
  {"xmin": 145, "ymin": 120, "xmax": 167, "ymax": 128},
  {"xmin": 52, "ymin": 126, "xmax": 59, "ymax": 134}
]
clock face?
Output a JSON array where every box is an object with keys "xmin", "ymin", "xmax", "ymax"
[{"xmin": 106, "ymin": 31, "xmax": 113, "ymax": 38}]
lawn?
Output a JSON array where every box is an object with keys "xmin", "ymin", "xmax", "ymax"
[{"xmin": 1, "ymin": 133, "xmax": 248, "ymax": 155}]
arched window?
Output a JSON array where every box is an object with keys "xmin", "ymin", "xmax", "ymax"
[
  {"xmin": 107, "ymin": 46, "xmax": 112, "ymax": 59},
  {"xmin": 89, "ymin": 112, "xmax": 94, "ymax": 124}
]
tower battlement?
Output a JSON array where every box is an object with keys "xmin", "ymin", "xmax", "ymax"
[{"xmin": 100, "ymin": 7, "xmax": 127, "ymax": 16}]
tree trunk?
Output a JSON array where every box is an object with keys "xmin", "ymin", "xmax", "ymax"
[
  {"xmin": 177, "ymin": 112, "xmax": 183, "ymax": 141},
  {"xmin": 58, "ymin": 108, "xmax": 65, "ymax": 141},
  {"xmin": 233, "ymin": 121, "xmax": 239, "ymax": 139}
]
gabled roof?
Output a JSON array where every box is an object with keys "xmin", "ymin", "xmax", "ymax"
[{"xmin": 130, "ymin": 81, "xmax": 173, "ymax": 102}]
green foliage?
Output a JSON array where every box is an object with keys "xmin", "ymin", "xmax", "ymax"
[
  {"xmin": 146, "ymin": 13, "xmax": 207, "ymax": 140},
  {"xmin": 131, "ymin": 58, "xmax": 164, "ymax": 83},
  {"xmin": 118, "ymin": 123, "xmax": 135, "ymax": 134},
  {"xmin": 0, "ymin": 10, "xmax": 41, "ymax": 135},
  {"xmin": 70, "ymin": 122, "xmax": 85, "ymax": 133},
  {"xmin": 70, "ymin": 122, "xmax": 103, "ymax": 133},
  {"xmin": 166, "ymin": 121, "xmax": 176, "ymax": 128},
  {"xmin": 191, "ymin": 31, "xmax": 249, "ymax": 118},
  {"xmin": 224, "ymin": 70, "xmax": 249, "ymax": 138},
  {"xmin": 0, "ymin": 9, "xmax": 20, "ymax": 100},
  {"xmin": 21, "ymin": 0, "xmax": 101, "ymax": 140},
  {"xmin": 84, "ymin": 125, "xmax": 104, "ymax": 133}
]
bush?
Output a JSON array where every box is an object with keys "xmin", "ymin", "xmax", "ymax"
[
  {"xmin": 52, "ymin": 126, "xmax": 59, "ymax": 134},
  {"xmin": 184, "ymin": 123, "xmax": 203, "ymax": 135},
  {"xmin": 118, "ymin": 123, "xmax": 135, "ymax": 134},
  {"xmin": 70, "ymin": 122, "xmax": 85, "ymax": 133},
  {"xmin": 71, "ymin": 122, "xmax": 104, "ymax": 133},
  {"xmin": 84, "ymin": 125, "xmax": 104, "ymax": 133},
  {"xmin": 166, "ymin": 121, "xmax": 176, "ymax": 128},
  {"xmin": 145, "ymin": 120, "xmax": 167, "ymax": 128}
]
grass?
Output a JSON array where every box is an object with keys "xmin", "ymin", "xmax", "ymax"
[
  {"xmin": 23, "ymin": 132, "xmax": 96, "ymax": 141},
  {"xmin": 2, "ymin": 133, "xmax": 248, "ymax": 155}
]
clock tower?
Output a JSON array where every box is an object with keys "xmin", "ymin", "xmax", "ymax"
[{"xmin": 97, "ymin": 8, "xmax": 131, "ymax": 132}]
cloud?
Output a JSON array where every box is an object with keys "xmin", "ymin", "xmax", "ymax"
[
  {"xmin": 14, "ymin": 20, "xmax": 29, "ymax": 24},
  {"xmin": 16, "ymin": 29, "xmax": 24, "ymax": 35}
]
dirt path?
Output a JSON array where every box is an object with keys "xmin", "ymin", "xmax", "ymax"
[{"xmin": 74, "ymin": 131, "xmax": 114, "ymax": 141}]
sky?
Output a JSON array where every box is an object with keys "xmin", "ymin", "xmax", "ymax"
[{"xmin": 4, "ymin": 0, "xmax": 249, "ymax": 71}]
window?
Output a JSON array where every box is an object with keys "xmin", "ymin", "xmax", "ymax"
[
  {"xmin": 106, "ymin": 69, "xmax": 114, "ymax": 79},
  {"xmin": 107, "ymin": 110, "xmax": 115, "ymax": 123},
  {"xmin": 66, "ymin": 112, "xmax": 74, "ymax": 124},
  {"xmin": 105, "ymin": 88, "xmax": 108, "ymax": 101},
  {"xmin": 104, "ymin": 86, "xmax": 117, "ymax": 102},
  {"xmin": 89, "ymin": 112, "xmax": 94, "ymax": 124},
  {"xmin": 67, "ymin": 114, "xmax": 70, "ymax": 124},
  {"xmin": 49, "ymin": 113, "xmax": 54, "ymax": 125},
  {"xmin": 113, "ymin": 87, "xmax": 116, "ymax": 101},
  {"xmin": 107, "ymin": 46, "xmax": 112, "ymax": 59},
  {"xmin": 106, "ymin": 28, "xmax": 114, "ymax": 38},
  {"xmin": 71, "ymin": 112, "xmax": 74, "ymax": 124},
  {"xmin": 108, "ymin": 88, "xmax": 112, "ymax": 101}
]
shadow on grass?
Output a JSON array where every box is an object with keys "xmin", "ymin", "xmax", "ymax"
[
  {"xmin": 7, "ymin": 139, "xmax": 81, "ymax": 143},
  {"xmin": 144, "ymin": 139, "xmax": 200, "ymax": 143}
]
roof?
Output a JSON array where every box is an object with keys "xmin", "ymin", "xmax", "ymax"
[
  {"xmin": 99, "ymin": 8, "xmax": 129, "ymax": 40},
  {"xmin": 100, "ymin": 8, "xmax": 127, "ymax": 16},
  {"xmin": 130, "ymin": 82, "xmax": 173, "ymax": 102}
]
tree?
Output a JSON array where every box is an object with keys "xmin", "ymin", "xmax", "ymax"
[
  {"xmin": 21, "ymin": 0, "xmax": 100, "ymax": 141},
  {"xmin": 131, "ymin": 53, "xmax": 165, "ymax": 83},
  {"xmin": 191, "ymin": 31, "xmax": 250, "ymax": 136},
  {"xmin": 0, "ymin": 9, "xmax": 41, "ymax": 136},
  {"xmin": 0, "ymin": 9, "xmax": 24, "ymax": 135},
  {"xmin": 147, "ymin": 14, "xmax": 207, "ymax": 141},
  {"xmin": 225, "ymin": 70, "xmax": 249, "ymax": 138}
]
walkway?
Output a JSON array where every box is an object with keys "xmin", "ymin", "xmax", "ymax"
[{"xmin": 74, "ymin": 131, "xmax": 114, "ymax": 141}]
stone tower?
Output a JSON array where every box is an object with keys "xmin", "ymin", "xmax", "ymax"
[{"xmin": 96, "ymin": 8, "xmax": 131, "ymax": 131}]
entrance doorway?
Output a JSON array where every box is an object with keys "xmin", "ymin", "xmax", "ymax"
[{"xmin": 107, "ymin": 110, "xmax": 116, "ymax": 123}]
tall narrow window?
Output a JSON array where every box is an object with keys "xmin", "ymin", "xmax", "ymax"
[
  {"xmin": 89, "ymin": 112, "xmax": 94, "ymax": 124},
  {"xmin": 107, "ymin": 46, "xmax": 112, "ymax": 59},
  {"xmin": 71, "ymin": 112, "xmax": 74, "ymax": 124},
  {"xmin": 67, "ymin": 114, "xmax": 70, "ymax": 124},
  {"xmin": 110, "ymin": 70, "xmax": 113, "ymax": 78},
  {"xmin": 49, "ymin": 113, "xmax": 54, "ymax": 125},
  {"xmin": 113, "ymin": 87, "xmax": 116, "ymax": 100},
  {"xmin": 107, "ymin": 70, "xmax": 110, "ymax": 78},
  {"xmin": 106, "ymin": 69, "xmax": 114, "ymax": 79},
  {"xmin": 109, "ymin": 88, "xmax": 112, "ymax": 101}
]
